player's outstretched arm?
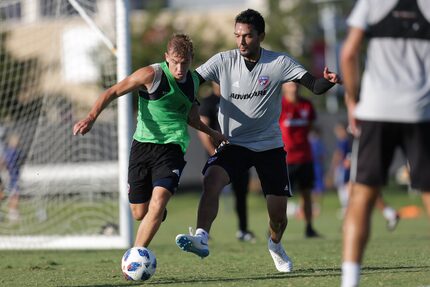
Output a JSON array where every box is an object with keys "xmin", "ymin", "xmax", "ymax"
[
  {"xmin": 187, "ymin": 103, "xmax": 228, "ymax": 147},
  {"xmin": 295, "ymin": 69, "xmax": 341, "ymax": 96},
  {"xmin": 323, "ymin": 67, "xmax": 342, "ymax": 84},
  {"xmin": 73, "ymin": 66, "xmax": 155, "ymax": 135}
]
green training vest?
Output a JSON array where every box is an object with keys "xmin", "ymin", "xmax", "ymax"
[{"xmin": 133, "ymin": 62, "xmax": 199, "ymax": 153}]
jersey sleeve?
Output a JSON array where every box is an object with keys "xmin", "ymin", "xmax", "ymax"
[
  {"xmin": 280, "ymin": 55, "xmax": 308, "ymax": 82},
  {"xmin": 295, "ymin": 72, "xmax": 335, "ymax": 95},
  {"xmin": 196, "ymin": 53, "xmax": 222, "ymax": 84},
  {"xmin": 347, "ymin": 0, "xmax": 370, "ymax": 30},
  {"xmin": 199, "ymin": 96, "xmax": 213, "ymax": 118}
]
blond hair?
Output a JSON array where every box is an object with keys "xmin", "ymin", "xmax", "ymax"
[{"xmin": 167, "ymin": 33, "xmax": 194, "ymax": 58}]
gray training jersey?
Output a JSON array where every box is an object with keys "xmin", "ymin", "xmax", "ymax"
[
  {"xmin": 196, "ymin": 48, "xmax": 307, "ymax": 152},
  {"xmin": 347, "ymin": 0, "xmax": 430, "ymax": 122}
]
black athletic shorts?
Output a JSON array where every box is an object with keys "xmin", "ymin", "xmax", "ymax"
[
  {"xmin": 202, "ymin": 144, "xmax": 292, "ymax": 197},
  {"xmin": 288, "ymin": 162, "xmax": 315, "ymax": 191},
  {"xmin": 128, "ymin": 141, "xmax": 186, "ymax": 204},
  {"xmin": 351, "ymin": 121, "xmax": 430, "ymax": 191}
]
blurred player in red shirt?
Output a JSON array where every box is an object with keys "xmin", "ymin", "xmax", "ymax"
[{"xmin": 279, "ymin": 82, "xmax": 320, "ymax": 238}]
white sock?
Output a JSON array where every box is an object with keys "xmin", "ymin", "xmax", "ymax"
[
  {"xmin": 268, "ymin": 238, "xmax": 282, "ymax": 250},
  {"xmin": 383, "ymin": 206, "xmax": 397, "ymax": 221},
  {"xmin": 195, "ymin": 228, "xmax": 209, "ymax": 242},
  {"xmin": 338, "ymin": 185, "xmax": 349, "ymax": 208},
  {"xmin": 341, "ymin": 262, "xmax": 360, "ymax": 287}
]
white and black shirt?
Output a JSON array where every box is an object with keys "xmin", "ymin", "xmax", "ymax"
[{"xmin": 348, "ymin": 0, "xmax": 430, "ymax": 122}]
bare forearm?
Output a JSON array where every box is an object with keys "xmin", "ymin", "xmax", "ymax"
[
  {"xmin": 87, "ymin": 87, "xmax": 119, "ymax": 120},
  {"xmin": 341, "ymin": 55, "xmax": 360, "ymax": 105},
  {"xmin": 340, "ymin": 27, "xmax": 364, "ymax": 105},
  {"xmin": 189, "ymin": 118, "xmax": 216, "ymax": 138},
  {"xmin": 74, "ymin": 67, "xmax": 152, "ymax": 136},
  {"xmin": 197, "ymin": 131, "xmax": 216, "ymax": 155},
  {"xmin": 88, "ymin": 67, "xmax": 153, "ymax": 120},
  {"xmin": 188, "ymin": 104, "xmax": 217, "ymax": 137}
]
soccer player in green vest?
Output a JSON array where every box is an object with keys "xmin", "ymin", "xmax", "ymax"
[{"xmin": 73, "ymin": 34, "xmax": 226, "ymax": 248}]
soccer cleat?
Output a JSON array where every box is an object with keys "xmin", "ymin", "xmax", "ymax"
[
  {"xmin": 162, "ymin": 209, "xmax": 167, "ymax": 222},
  {"xmin": 175, "ymin": 228, "xmax": 209, "ymax": 258},
  {"xmin": 383, "ymin": 207, "xmax": 400, "ymax": 231},
  {"xmin": 268, "ymin": 238, "xmax": 293, "ymax": 272},
  {"xmin": 305, "ymin": 225, "xmax": 322, "ymax": 238},
  {"xmin": 236, "ymin": 230, "xmax": 256, "ymax": 243},
  {"xmin": 386, "ymin": 214, "xmax": 400, "ymax": 231}
]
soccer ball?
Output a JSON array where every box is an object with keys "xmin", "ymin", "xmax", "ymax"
[{"xmin": 121, "ymin": 247, "xmax": 157, "ymax": 281}]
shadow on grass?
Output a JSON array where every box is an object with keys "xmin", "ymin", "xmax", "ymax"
[
  {"xmin": 361, "ymin": 265, "xmax": 430, "ymax": 273},
  {"xmin": 57, "ymin": 265, "xmax": 430, "ymax": 286}
]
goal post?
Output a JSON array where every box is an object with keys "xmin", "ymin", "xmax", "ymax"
[
  {"xmin": 116, "ymin": 0, "xmax": 134, "ymax": 249},
  {"xmin": 0, "ymin": 0, "xmax": 133, "ymax": 249}
]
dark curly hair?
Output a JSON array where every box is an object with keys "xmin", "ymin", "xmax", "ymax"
[{"xmin": 235, "ymin": 9, "xmax": 265, "ymax": 34}]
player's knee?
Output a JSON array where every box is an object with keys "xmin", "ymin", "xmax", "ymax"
[
  {"xmin": 132, "ymin": 210, "xmax": 144, "ymax": 221},
  {"xmin": 271, "ymin": 214, "xmax": 287, "ymax": 225},
  {"xmin": 269, "ymin": 207, "xmax": 287, "ymax": 225},
  {"xmin": 130, "ymin": 206, "xmax": 147, "ymax": 221},
  {"xmin": 203, "ymin": 178, "xmax": 222, "ymax": 197},
  {"xmin": 132, "ymin": 210, "xmax": 145, "ymax": 221},
  {"xmin": 270, "ymin": 216, "xmax": 287, "ymax": 232},
  {"xmin": 203, "ymin": 168, "xmax": 229, "ymax": 194},
  {"xmin": 149, "ymin": 202, "xmax": 165, "ymax": 218},
  {"xmin": 150, "ymin": 189, "xmax": 169, "ymax": 208}
]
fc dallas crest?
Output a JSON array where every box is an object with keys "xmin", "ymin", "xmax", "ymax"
[{"xmin": 258, "ymin": 76, "xmax": 269, "ymax": 87}]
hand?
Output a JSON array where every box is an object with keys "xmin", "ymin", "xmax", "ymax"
[
  {"xmin": 73, "ymin": 115, "xmax": 95, "ymax": 135},
  {"xmin": 210, "ymin": 130, "xmax": 228, "ymax": 147},
  {"xmin": 323, "ymin": 67, "xmax": 342, "ymax": 84},
  {"xmin": 345, "ymin": 100, "xmax": 360, "ymax": 137}
]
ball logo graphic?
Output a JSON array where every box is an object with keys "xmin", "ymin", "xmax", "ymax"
[{"xmin": 121, "ymin": 247, "xmax": 156, "ymax": 281}]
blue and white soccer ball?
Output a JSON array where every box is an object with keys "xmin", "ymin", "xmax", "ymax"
[{"xmin": 121, "ymin": 247, "xmax": 157, "ymax": 281}]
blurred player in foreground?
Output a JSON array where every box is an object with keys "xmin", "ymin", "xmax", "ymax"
[
  {"xmin": 340, "ymin": 0, "xmax": 430, "ymax": 286},
  {"xmin": 73, "ymin": 34, "xmax": 225, "ymax": 249}
]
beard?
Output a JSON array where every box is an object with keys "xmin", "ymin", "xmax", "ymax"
[
  {"xmin": 239, "ymin": 48, "xmax": 251, "ymax": 57},
  {"xmin": 239, "ymin": 46, "xmax": 260, "ymax": 61}
]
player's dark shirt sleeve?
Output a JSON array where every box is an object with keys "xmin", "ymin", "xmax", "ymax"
[
  {"xmin": 196, "ymin": 71, "xmax": 206, "ymax": 85},
  {"xmin": 295, "ymin": 72, "xmax": 335, "ymax": 95},
  {"xmin": 199, "ymin": 97, "xmax": 212, "ymax": 118}
]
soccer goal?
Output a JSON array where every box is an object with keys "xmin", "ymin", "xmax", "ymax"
[{"xmin": 0, "ymin": 0, "xmax": 133, "ymax": 249}]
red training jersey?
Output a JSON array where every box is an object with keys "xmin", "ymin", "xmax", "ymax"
[{"xmin": 279, "ymin": 96, "xmax": 316, "ymax": 164}]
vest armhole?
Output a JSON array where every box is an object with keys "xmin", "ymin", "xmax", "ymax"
[{"xmin": 147, "ymin": 64, "xmax": 163, "ymax": 94}]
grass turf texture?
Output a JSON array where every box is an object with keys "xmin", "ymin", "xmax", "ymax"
[{"xmin": 0, "ymin": 186, "xmax": 429, "ymax": 287}]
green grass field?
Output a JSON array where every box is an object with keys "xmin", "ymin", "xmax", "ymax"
[{"xmin": 0, "ymin": 187, "xmax": 429, "ymax": 287}]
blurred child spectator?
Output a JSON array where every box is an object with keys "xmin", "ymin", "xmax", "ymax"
[
  {"xmin": 330, "ymin": 122, "xmax": 351, "ymax": 217},
  {"xmin": 2, "ymin": 133, "xmax": 25, "ymax": 223},
  {"xmin": 309, "ymin": 126, "xmax": 326, "ymax": 216}
]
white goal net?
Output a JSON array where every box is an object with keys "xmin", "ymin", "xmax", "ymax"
[{"xmin": 0, "ymin": 0, "xmax": 133, "ymax": 249}]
